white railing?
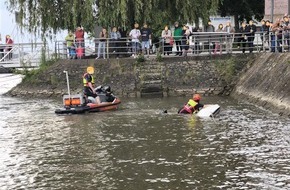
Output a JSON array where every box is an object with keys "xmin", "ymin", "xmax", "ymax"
[{"xmin": 0, "ymin": 43, "xmax": 51, "ymax": 68}]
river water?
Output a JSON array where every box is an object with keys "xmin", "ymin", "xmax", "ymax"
[{"xmin": 1, "ymin": 74, "xmax": 290, "ymax": 190}]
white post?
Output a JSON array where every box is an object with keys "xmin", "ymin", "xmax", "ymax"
[{"xmin": 64, "ymin": 70, "xmax": 71, "ymax": 99}]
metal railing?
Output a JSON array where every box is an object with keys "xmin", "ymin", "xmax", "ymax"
[
  {"xmin": 0, "ymin": 43, "xmax": 51, "ymax": 68},
  {"xmin": 54, "ymin": 32, "xmax": 290, "ymax": 59},
  {"xmin": 55, "ymin": 37, "xmax": 159, "ymax": 59}
]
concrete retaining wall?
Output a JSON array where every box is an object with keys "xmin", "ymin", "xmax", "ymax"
[
  {"xmin": 7, "ymin": 54, "xmax": 253, "ymax": 98},
  {"xmin": 232, "ymin": 53, "xmax": 290, "ymax": 116}
]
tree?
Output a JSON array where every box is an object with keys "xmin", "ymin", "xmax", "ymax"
[
  {"xmin": 218, "ymin": 0, "xmax": 265, "ymax": 29},
  {"xmin": 7, "ymin": 0, "xmax": 220, "ymax": 36},
  {"xmin": 7, "ymin": 0, "xmax": 96, "ymax": 36}
]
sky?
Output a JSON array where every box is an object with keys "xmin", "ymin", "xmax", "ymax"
[{"xmin": 0, "ymin": 0, "xmax": 66, "ymax": 45}]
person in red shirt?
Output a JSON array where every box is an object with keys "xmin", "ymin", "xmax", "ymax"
[
  {"xmin": 75, "ymin": 26, "xmax": 85, "ymax": 47},
  {"xmin": 5, "ymin": 35, "xmax": 14, "ymax": 60}
]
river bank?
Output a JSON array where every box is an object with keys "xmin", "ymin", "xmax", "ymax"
[
  {"xmin": 232, "ymin": 53, "xmax": 290, "ymax": 117},
  {"xmin": 5, "ymin": 53, "xmax": 290, "ymax": 116},
  {"xmin": 6, "ymin": 54, "xmax": 252, "ymax": 98}
]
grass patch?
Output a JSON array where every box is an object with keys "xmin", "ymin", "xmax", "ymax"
[
  {"xmin": 136, "ymin": 54, "xmax": 146, "ymax": 63},
  {"xmin": 156, "ymin": 52, "xmax": 163, "ymax": 62},
  {"xmin": 215, "ymin": 57, "xmax": 238, "ymax": 84},
  {"xmin": 17, "ymin": 48, "xmax": 59, "ymax": 84}
]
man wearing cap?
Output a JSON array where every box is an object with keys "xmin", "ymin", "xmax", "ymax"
[{"xmin": 83, "ymin": 66, "xmax": 101, "ymax": 104}]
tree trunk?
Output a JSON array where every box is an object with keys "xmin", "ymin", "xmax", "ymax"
[{"xmin": 234, "ymin": 14, "xmax": 239, "ymax": 31}]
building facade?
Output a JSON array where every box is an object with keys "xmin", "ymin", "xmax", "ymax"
[{"xmin": 264, "ymin": 0, "xmax": 290, "ymax": 21}]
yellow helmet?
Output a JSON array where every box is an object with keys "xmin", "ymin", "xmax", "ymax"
[{"xmin": 87, "ymin": 66, "xmax": 94, "ymax": 74}]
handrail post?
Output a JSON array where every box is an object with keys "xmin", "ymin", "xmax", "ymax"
[
  {"xmin": 18, "ymin": 43, "xmax": 21, "ymax": 67},
  {"xmin": 282, "ymin": 33, "xmax": 285, "ymax": 52},
  {"xmin": 275, "ymin": 33, "xmax": 278, "ymax": 53},
  {"xmin": 107, "ymin": 38, "xmax": 109, "ymax": 59}
]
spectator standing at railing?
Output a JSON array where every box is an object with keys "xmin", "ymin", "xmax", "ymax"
[
  {"xmin": 129, "ymin": 23, "xmax": 141, "ymax": 58},
  {"xmin": 173, "ymin": 22, "xmax": 183, "ymax": 56},
  {"xmin": 204, "ymin": 20, "xmax": 215, "ymax": 52},
  {"xmin": 65, "ymin": 31, "xmax": 75, "ymax": 59},
  {"xmin": 161, "ymin": 25, "xmax": 172, "ymax": 55},
  {"xmin": 282, "ymin": 15, "xmax": 290, "ymax": 51},
  {"xmin": 181, "ymin": 25, "xmax": 191, "ymax": 57},
  {"xmin": 96, "ymin": 27, "xmax": 108, "ymax": 59},
  {"xmin": 271, "ymin": 19, "xmax": 283, "ymax": 52},
  {"xmin": 214, "ymin": 24, "xmax": 224, "ymax": 55},
  {"xmin": 192, "ymin": 27, "xmax": 202, "ymax": 54},
  {"xmin": 260, "ymin": 20, "xmax": 270, "ymax": 49},
  {"xmin": 118, "ymin": 27, "xmax": 127, "ymax": 56},
  {"xmin": 75, "ymin": 26, "xmax": 85, "ymax": 48},
  {"xmin": 110, "ymin": 27, "xmax": 121, "ymax": 58},
  {"xmin": 238, "ymin": 22, "xmax": 250, "ymax": 53},
  {"xmin": 204, "ymin": 20, "xmax": 215, "ymax": 32},
  {"xmin": 140, "ymin": 23, "xmax": 152, "ymax": 58},
  {"xmin": 248, "ymin": 20, "xmax": 257, "ymax": 53},
  {"xmin": 5, "ymin": 35, "xmax": 13, "ymax": 60},
  {"xmin": 224, "ymin": 21, "xmax": 235, "ymax": 53}
]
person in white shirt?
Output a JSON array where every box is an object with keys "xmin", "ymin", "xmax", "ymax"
[{"xmin": 129, "ymin": 23, "xmax": 141, "ymax": 58}]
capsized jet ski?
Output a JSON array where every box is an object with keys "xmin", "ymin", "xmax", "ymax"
[{"xmin": 196, "ymin": 104, "xmax": 220, "ymax": 118}]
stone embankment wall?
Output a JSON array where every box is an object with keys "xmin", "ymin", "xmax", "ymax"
[
  {"xmin": 8, "ymin": 54, "xmax": 253, "ymax": 98},
  {"xmin": 232, "ymin": 53, "xmax": 290, "ymax": 116}
]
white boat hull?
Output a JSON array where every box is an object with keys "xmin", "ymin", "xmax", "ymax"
[{"xmin": 196, "ymin": 104, "xmax": 220, "ymax": 118}]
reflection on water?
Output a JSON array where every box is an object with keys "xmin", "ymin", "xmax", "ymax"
[{"xmin": 0, "ymin": 76, "xmax": 290, "ymax": 189}]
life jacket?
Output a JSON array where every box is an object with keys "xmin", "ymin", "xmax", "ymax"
[
  {"xmin": 181, "ymin": 99, "xmax": 198, "ymax": 114},
  {"xmin": 83, "ymin": 73, "xmax": 95, "ymax": 87}
]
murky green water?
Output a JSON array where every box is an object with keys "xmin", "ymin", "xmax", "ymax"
[{"xmin": 1, "ymin": 75, "xmax": 290, "ymax": 189}]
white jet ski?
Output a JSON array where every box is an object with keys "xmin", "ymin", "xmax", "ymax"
[{"xmin": 196, "ymin": 104, "xmax": 221, "ymax": 118}]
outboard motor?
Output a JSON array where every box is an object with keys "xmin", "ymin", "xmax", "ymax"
[
  {"xmin": 102, "ymin": 85, "xmax": 115, "ymax": 102},
  {"xmin": 102, "ymin": 85, "xmax": 112, "ymax": 94}
]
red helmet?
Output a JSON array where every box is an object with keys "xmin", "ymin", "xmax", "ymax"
[{"xmin": 193, "ymin": 94, "xmax": 201, "ymax": 101}]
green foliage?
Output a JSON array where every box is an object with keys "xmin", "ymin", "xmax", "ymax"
[
  {"xmin": 8, "ymin": 0, "xmax": 220, "ymax": 36},
  {"xmin": 156, "ymin": 52, "xmax": 163, "ymax": 62},
  {"xmin": 219, "ymin": 0, "xmax": 265, "ymax": 28},
  {"xmin": 102, "ymin": 75, "xmax": 110, "ymax": 84},
  {"xmin": 8, "ymin": 0, "xmax": 96, "ymax": 36},
  {"xmin": 21, "ymin": 57, "xmax": 59, "ymax": 83},
  {"xmin": 136, "ymin": 54, "xmax": 146, "ymax": 63},
  {"xmin": 215, "ymin": 58, "xmax": 237, "ymax": 84}
]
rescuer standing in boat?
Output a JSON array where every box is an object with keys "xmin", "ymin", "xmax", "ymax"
[
  {"xmin": 178, "ymin": 94, "xmax": 204, "ymax": 114},
  {"xmin": 83, "ymin": 66, "xmax": 101, "ymax": 104}
]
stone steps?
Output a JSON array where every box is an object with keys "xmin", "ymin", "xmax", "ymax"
[
  {"xmin": 139, "ymin": 64, "xmax": 162, "ymax": 70},
  {"xmin": 142, "ymin": 73, "xmax": 162, "ymax": 81},
  {"xmin": 141, "ymin": 80, "xmax": 162, "ymax": 85},
  {"xmin": 140, "ymin": 91, "xmax": 164, "ymax": 98},
  {"xmin": 138, "ymin": 63, "xmax": 164, "ymax": 97}
]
